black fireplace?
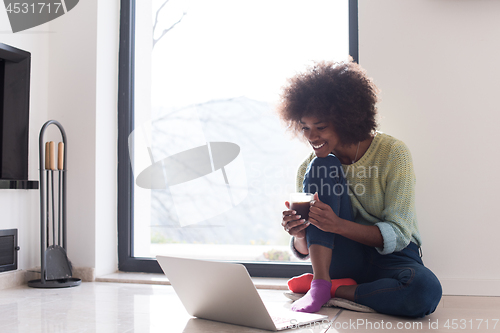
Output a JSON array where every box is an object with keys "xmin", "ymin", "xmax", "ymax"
[{"xmin": 0, "ymin": 43, "xmax": 37, "ymax": 189}]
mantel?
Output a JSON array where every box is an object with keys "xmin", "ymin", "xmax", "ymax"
[{"xmin": 0, "ymin": 180, "xmax": 39, "ymax": 190}]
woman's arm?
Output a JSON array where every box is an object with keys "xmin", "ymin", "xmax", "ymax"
[
  {"xmin": 308, "ymin": 192, "xmax": 384, "ymax": 248},
  {"xmin": 335, "ymin": 218, "xmax": 383, "ymax": 248},
  {"xmin": 293, "ymin": 235, "xmax": 309, "ymax": 255},
  {"xmin": 374, "ymin": 142, "xmax": 418, "ymax": 254}
]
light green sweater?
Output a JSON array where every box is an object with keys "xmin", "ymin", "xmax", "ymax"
[{"xmin": 296, "ymin": 132, "xmax": 421, "ymax": 254}]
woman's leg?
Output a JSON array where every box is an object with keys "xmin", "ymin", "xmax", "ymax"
[
  {"xmin": 354, "ymin": 243, "xmax": 442, "ymax": 318},
  {"xmin": 310, "ymin": 235, "xmax": 441, "ymax": 317},
  {"xmin": 309, "ymin": 244, "xmax": 332, "ymax": 281},
  {"xmin": 304, "ymin": 155, "xmax": 354, "ymax": 281},
  {"xmin": 295, "ymin": 227, "xmax": 442, "ymax": 317},
  {"xmin": 291, "ymin": 155, "xmax": 354, "ymax": 312},
  {"xmin": 328, "ymin": 233, "xmax": 370, "ymax": 300}
]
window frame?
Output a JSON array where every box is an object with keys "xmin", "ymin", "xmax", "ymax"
[{"xmin": 117, "ymin": 0, "xmax": 359, "ymax": 276}]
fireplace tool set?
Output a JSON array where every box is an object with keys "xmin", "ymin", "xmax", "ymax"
[{"xmin": 28, "ymin": 120, "xmax": 81, "ymax": 288}]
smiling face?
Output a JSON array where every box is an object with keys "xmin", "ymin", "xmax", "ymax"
[{"xmin": 299, "ymin": 116, "xmax": 342, "ymax": 158}]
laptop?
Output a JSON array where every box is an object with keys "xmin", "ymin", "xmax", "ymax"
[{"xmin": 156, "ymin": 255, "xmax": 329, "ymax": 331}]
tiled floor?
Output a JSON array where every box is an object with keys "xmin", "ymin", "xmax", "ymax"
[{"xmin": 1, "ymin": 282, "xmax": 499, "ymax": 333}]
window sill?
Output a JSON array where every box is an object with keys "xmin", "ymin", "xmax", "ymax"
[{"xmin": 96, "ymin": 271, "xmax": 289, "ymax": 290}]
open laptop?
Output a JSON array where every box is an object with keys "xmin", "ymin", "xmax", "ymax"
[{"xmin": 157, "ymin": 255, "xmax": 329, "ymax": 331}]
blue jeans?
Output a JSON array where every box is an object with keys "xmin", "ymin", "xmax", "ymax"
[{"xmin": 303, "ymin": 155, "xmax": 442, "ymax": 318}]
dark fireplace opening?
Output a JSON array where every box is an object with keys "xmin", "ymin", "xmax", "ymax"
[
  {"xmin": 0, "ymin": 58, "xmax": 4, "ymax": 173},
  {"xmin": 0, "ymin": 43, "xmax": 37, "ymax": 189}
]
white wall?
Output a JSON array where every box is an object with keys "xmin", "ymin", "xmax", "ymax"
[
  {"xmin": 0, "ymin": 0, "xmax": 119, "ymax": 277},
  {"xmin": 47, "ymin": 0, "xmax": 99, "ymax": 272},
  {"xmin": 94, "ymin": 0, "xmax": 119, "ymax": 277},
  {"xmin": 47, "ymin": 0, "xmax": 119, "ymax": 276},
  {"xmin": 359, "ymin": 0, "xmax": 500, "ymax": 296}
]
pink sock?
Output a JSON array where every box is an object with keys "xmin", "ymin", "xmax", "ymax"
[
  {"xmin": 331, "ymin": 278, "xmax": 357, "ymax": 297},
  {"xmin": 287, "ymin": 273, "xmax": 314, "ymax": 294},
  {"xmin": 288, "ymin": 274, "xmax": 357, "ymax": 298},
  {"xmin": 291, "ymin": 279, "xmax": 332, "ymax": 313}
]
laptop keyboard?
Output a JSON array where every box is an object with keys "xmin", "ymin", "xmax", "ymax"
[{"xmin": 271, "ymin": 315, "xmax": 292, "ymax": 325}]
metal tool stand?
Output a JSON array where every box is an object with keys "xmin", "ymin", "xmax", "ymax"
[{"xmin": 28, "ymin": 120, "xmax": 81, "ymax": 288}]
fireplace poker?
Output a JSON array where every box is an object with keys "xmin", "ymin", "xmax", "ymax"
[
  {"xmin": 45, "ymin": 142, "xmax": 50, "ymax": 247},
  {"xmin": 49, "ymin": 141, "xmax": 56, "ymax": 246},
  {"xmin": 58, "ymin": 142, "xmax": 64, "ymax": 246}
]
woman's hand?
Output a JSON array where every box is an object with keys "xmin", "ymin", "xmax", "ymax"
[
  {"xmin": 308, "ymin": 192, "xmax": 342, "ymax": 233},
  {"xmin": 282, "ymin": 201, "xmax": 310, "ymax": 239}
]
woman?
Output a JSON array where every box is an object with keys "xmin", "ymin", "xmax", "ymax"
[{"xmin": 278, "ymin": 59, "xmax": 442, "ymax": 318}]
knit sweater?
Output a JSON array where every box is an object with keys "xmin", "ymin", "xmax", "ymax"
[{"xmin": 295, "ymin": 132, "xmax": 421, "ymax": 255}]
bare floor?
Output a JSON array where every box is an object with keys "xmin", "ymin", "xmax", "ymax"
[{"xmin": 1, "ymin": 282, "xmax": 499, "ymax": 333}]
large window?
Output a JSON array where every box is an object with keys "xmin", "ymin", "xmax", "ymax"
[{"xmin": 119, "ymin": 0, "xmax": 358, "ymax": 275}]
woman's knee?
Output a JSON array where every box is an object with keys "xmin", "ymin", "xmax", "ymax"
[
  {"xmin": 307, "ymin": 155, "xmax": 343, "ymax": 174},
  {"xmin": 303, "ymin": 155, "xmax": 346, "ymax": 196},
  {"xmin": 403, "ymin": 268, "xmax": 442, "ymax": 318}
]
